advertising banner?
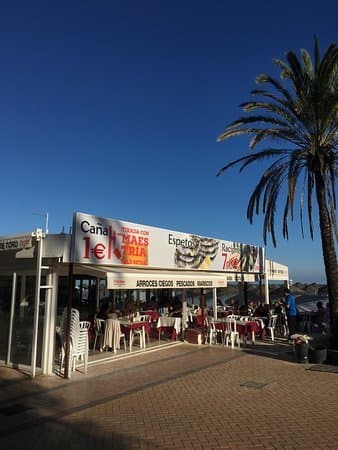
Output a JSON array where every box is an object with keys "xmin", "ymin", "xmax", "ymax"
[
  {"xmin": 72, "ymin": 212, "xmax": 264, "ymax": 273},
  {"xmin": 0, "ymin": 235, "xmax": 32, "ymax": 252},
  {"xmin": 104, "ymin": 270, "xmax": 227, "ymax": 290},
  {"xmin": 266, "ymin": 259, "xmax": 289, "ymax": 280}
]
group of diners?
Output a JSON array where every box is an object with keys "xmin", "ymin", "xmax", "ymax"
[
  {"xmin": 57, "ymin": 289, "xmax": 330, "ymax": 370},
  {"xmin": 85, "ymin": 289, "xmax": 329, "ymax": 353},
  {"xmin": 87, "ymin": 299, "xmax": 184, "ymax": 353},
  {"xmin": 194, "ymin": 307, "xmax": 276, "ymax": 346}
]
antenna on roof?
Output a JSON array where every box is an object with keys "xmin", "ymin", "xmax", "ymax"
[{"xmin": 33, "ymin": 212, "xmax": 49, "ymax": 234}]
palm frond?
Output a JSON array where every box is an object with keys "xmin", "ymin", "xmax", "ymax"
[
  {"xmin": 217, "ymin": 37, "xmax": 338, "ymax": 249},
  {"xmin": 301, "ymin": 49, "xmax": 314, "ymax": 79},
  {"xmin": 255, "ymin": 73, "xmax": 294, "ymax": 103}
]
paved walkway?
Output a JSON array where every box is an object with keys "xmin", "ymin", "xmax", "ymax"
[{"xmin": 1, "ymin": 341, "xmax": 338, "ymax": 449}]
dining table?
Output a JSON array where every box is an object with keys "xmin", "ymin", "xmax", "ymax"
[
  {"xmin": 236, "ymin": 320, "xmax": 261, "ymax": 344},
  {"xmin": 103, "ymin": 318, "xmax": 122, "ymax": 352},
  {"xmin": 213, "ymin": 318, "xmax": 262, "ymax": 345},
  {"xmin": 120, "ymin": 320, "xmax": 146, "ymax": 351},
  {"xmin": 157, "ymin": 316, "xmax": 182, "ymax": 341}
]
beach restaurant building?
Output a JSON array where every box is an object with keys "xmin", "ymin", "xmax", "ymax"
[{"xmin": 0, "ymin": 212, "xmax": 289, "ymax": 377}]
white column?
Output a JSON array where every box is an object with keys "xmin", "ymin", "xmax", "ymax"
[
  {"xmin": 31, "ymin": 229, "xmax": 43, "ymax": 378},
  {"xmin": 212, "ymin": 287, "xmax": 217, "ymax": 320},
  {"xmin": 182, "ymin": 290, "xmax": 187, "ymax": 338},
  {"xmin": 41, "ymin": 271, "xmax": 57, "ymax": 375},
  {"xmin": 6, "ymin": 272, "xmax": 16, "ymax": 365},
  {"xmin": 264, "ymin": 266, "xmax": 270, "ymax": 306}
]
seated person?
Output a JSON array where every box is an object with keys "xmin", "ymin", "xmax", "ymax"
[
  {"xmin": 228, "ymin": 299, "xmax": 239, "ymax": 314},
  {"xmin": 247, "ymin": 301, "xmax": 256, "ymax": 316},
  {"xmin": 254, "ymin": 301, "xmax": 268, "ymax": 317},
  {"xmin": 312, "ymin": 301, "xmax": 327, "ymax": 333},
  {"xmin": 272, "ymin": 301, "xmax": 282, "ymax": 314},
  {"xmin": 239, "ymin": 304, "xmax": 249, "ymax": 316},
  {"xmin": 146, "ymin": 295, "xmax": 157, "ymax": 310},
  {"xmin": 97, "ymin": 302, "xmax": 110, "ymax": 320}
]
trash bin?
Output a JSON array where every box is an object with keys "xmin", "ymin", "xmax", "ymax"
[
  {"xmin": 309, "ymin": 347, "xmax": 327, "ymax": 364},
  {"xmin": 294, "ymin": 341, "xmax": 310, "ymax": 363}
]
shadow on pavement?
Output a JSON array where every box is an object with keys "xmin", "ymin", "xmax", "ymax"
[
  {"xmin": 0, "ymin": 345, "xmax": 243, "ymax": 449},
  {"xmin": 0, "ymin": 369, "xmax": 133, "ymax": 449},
  {"xmin": 240, "ymin": 338, "xmax": 297, "ymax": 363}
]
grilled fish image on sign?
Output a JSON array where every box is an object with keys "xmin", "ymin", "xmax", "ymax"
[{"xmin": 175, "ymin": 236, "xmax": 219, "ymax": 269}]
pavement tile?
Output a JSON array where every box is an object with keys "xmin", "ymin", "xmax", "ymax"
[{"xmin": 1, "ymin": 343, "xmax": 338, "ymax": 449}]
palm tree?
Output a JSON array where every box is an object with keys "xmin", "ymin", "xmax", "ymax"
[{"xmin": 217, "ymin": 38, "xmax": 338, "ymax": 340}]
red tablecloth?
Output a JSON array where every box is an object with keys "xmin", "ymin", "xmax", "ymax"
[
  {"xmin": 157, "ymin": 326, "xmax": 177, "ymax": 340},
  {"xmin": 214, "ymin": 321, "xmax": 225, "ymax": 331},
  {"xmin": 193, "ymin": 314, "xmax": 209, "ymax": 327},
  {"xmin": 121, "ymin": 321, "xmax": 151, "ymax": 334},
  {"xmin": 120, "ymin": 320, "xmax": 149, "ymax": 350},
  {"xmin": 213, "ymin": 320, "xmax": 261, "ymax": 339},
  {"xmin": 236, "ymin": 321, "xmax": 261, "ymax": 337}
]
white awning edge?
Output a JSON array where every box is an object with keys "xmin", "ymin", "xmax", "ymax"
[
  {"xmin": 106, "ymin": 271, "xmax": 227, "ymax": 290},
  {"xmin": 77, "ymin": 265, "xmax": 227, "ymax": 290}
]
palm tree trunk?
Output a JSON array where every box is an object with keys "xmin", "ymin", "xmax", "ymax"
[{"xmin": 315, "ymin": 172, "xmax": 338, "ymax": 343}]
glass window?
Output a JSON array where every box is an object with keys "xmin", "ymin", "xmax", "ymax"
[{"xmin": 10, "ymin": 276, "xmax": 46, "ymax": 367}]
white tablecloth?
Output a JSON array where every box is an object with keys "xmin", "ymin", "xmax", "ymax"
[
  {"xmin": 103, "ymin": 318, "xmax": 122, "ymax": 350},
  {"xmin": 157, "ymin": 316, "xmax": 182, "ymax": 334}
]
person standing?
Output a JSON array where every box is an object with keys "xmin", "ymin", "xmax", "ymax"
[{"xmin": 283, "ymin": 288, "xmax": 297, "ymax": 340}]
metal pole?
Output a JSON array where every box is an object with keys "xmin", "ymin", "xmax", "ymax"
[
  {"xmin": 31, "ymin": 230, "xmax": 43, "ymax": 378},
  {"xmin": 243, "ymin": 282, "xmax": 248, "ymax": 305},
  {"xmin": 64, "ymin": 213, "xmax": 76, "ymax": 379},
  {"xmin": 258, "ymin": 275, "xmax": 263, "ymax": 304},
  {"xmin": 7, "ymin": 272, "xmax": 16, "ymax": 365},
  {"xmin": 213, "ymin": 287, "xmax": 217, "ymax": 320},
  {"xmin": 200, "ymin": 288, "xmax": 205, "ymax": 344},
  {"xmin": 95, "ymin": 276, "xmax": 100, "ymax": 312},
  {"xmin": 264, "ymin": 264, "xmax": 270, "ymax": 306},
  {"xmin": 182, "ymin": 289, "xmax": 187, "ymax": 340}
]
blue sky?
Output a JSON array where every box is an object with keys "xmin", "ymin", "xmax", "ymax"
[{"xmin": 1, "ymin": 1, "xmax": 337, "ymax": 283}]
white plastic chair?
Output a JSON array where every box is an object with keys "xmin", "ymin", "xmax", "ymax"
[
  {"xmin": 224, "ymin": 318, "xmax": 240, "ymax": 349},
  {"xmin": 59, "ymin": 308, "xmax": 80, "ymax": 375},
  {"xmin": 227, "ymin": 314, "xmax": 240, "ymax": 320},
  {"xmin": 239, "ymin": 316, "xmax": 250, "ymax": 322},
  {"xmin": 120, "ymin": 332, "xmax": 127, "ymax": 351},
  {"xmin": 71, "ymin": 321, "xmax": 90, "ymax": 373},
  {"xmin": 266, "ymin": 314, "xmax": 278, "ymax": 341},
  {"xmin": 275, "ymin": 313, "xmax": 288, "ymax": 337},
  {"xmin": 139, "ymin": 315, "xmax": 152, "ymax": 344},
  {"xmin": 130, "ymin": 322, "xmax": 146, "ymax": 350},
  {"xmin": 209, "ymin": 321, "xmax": 224, "ymax": 345},
  {"xmin": 92, "ymin": 318, "xmax": 105, "ymax": 351}
]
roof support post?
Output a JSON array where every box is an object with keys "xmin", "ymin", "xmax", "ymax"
[
  {"xmin": 31, "ymin": 229, "xmax": 43, "ymax": 378},
  {"xmin": 64, "ymin": 262, "xmax": 74, "ymax": 379},
  {"xmin": 200, "ymin": 288, "xmax": 205, "ymax": 344}
]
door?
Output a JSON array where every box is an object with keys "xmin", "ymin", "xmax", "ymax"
[{"xmin": 0, "ymin": 274, "xmax": 45, "ymax": 368}]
